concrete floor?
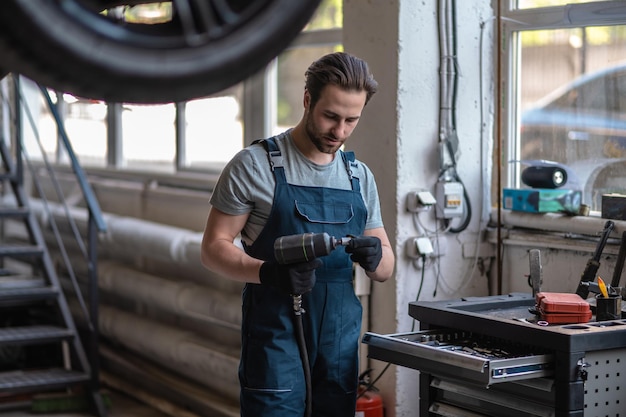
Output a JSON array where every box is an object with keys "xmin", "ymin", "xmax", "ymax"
[
  {"xmin": 0, "ymin": 389, "xmax": 181, "ymax": 417},
  {"xmin": 0, "ymin": 349, "xmax": 224, "ymax": 417}
]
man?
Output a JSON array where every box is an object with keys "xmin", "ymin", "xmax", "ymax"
[{"xmin": 201, "ymin": 52, "xmax": 394, "ymax": 417}]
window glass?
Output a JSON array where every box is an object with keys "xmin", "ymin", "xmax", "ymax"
[
  {"xmin": 274, "ymin": 45, "xmax": 342, "ymax": 134},
  {"xmin": 517, "ymin": 0, "xmax": 604, "ymax": 9},
  {"xmin": 183, "ymin": 85, "xmax": 244, "ymax": 170},
  {"xmin": 28, "ymin": 89, "xmax": 107, "ymax": 167},
  {"xmin": 616, "ymin": 73, "xmax": 626, "ymax": 113},
  {"xmin": 517, "ymin": 25, "xmax": 626, "ymax": 210},
  {"xmin": 27, "ymin": 91, "xmax": 57, "ymax": 162},
  {"xmin": 63, "ymin": 95, "xmax": 107, "ymax": 167},
  {"xmin": 304, "ymin": 0, "xmax": 342, "ymax": 30},
  {"xmin": 122, "ymin": 103, "xmax": 176, "ymax": 172},
  {"xmin": 271, "ymin": 0, "xmax": 343, "ymax": 135}
]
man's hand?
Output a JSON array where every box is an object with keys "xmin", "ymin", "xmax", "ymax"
[
  {"xmin": 346, "ymin": 236, "xmax": 382, "ymax": 272},
  {"xmin": 259, "ymin": 259, "xmax": 323, "ymax": 295}
]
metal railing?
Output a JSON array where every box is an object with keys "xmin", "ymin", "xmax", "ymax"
[{"xmin": 8, "ymin": 75, "xmax": 107, "ymax": 401}]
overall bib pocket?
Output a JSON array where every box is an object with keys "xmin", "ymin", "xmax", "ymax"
[{"xmin": 295, "ymin": 200, "xmax": 354, "ymax": 225}]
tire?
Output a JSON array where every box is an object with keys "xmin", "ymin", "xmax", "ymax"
[{"xmin": 0, "ymin": 0, "xmax": 321, "ymax": 103}]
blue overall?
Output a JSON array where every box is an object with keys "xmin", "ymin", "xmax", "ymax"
[{"xmin": 240, "ymin": 138, "xmax": 367, "ymax": 417}]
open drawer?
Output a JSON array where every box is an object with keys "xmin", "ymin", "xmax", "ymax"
[{"xmin": 362, "ymin": 329, "xmax": 553, "ymax": 386}]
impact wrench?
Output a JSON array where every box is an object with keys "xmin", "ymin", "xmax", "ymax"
[
  {"xmin": 273, "ymin": 232, "xmax": 352, "ymax": 417},
  {"xmin": 274, "ymin": 232, "xmax": 353, "ymax": 265}
]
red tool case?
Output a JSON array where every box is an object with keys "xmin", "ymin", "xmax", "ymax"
[{"xmin": 536, "ymin": 292, "xmax": 592, "ymax": 324}]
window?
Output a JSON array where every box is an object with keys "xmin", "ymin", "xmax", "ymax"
[
  {"xmin": 26, "ymin": 89, "xmax": 60, "ymax": 162},
  {"xmin": 517, "ymin": 0, "xmax": 605, "ymax": 9},
  {"xmin": 183, "ymin": 87, "xmax": 244, "ymax": 170},
  {"xmin": 272, "ymin": 0, "xmax": 343, "ymax": 134},
  {"xmin": 25, "ymin": 86, "xmax": 108, "ymax": 167},
  {"xmin": 121, "ymin": 103, "xmax": 176, "ymax": 171},
  {"xmin": 502, "ymin": 1, "xmax": 626, "ymax": 211},
  {"xmin": 275, "ymin": 46, "xmax": 342, "ymax": 134}
]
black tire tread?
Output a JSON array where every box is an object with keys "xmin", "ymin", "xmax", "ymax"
[{"xmin": 0, "ymin": 0, "xmax": 321, "ymax": 103}]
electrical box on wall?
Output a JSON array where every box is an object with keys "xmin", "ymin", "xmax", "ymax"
[{"xmin": 436, "ymin": 181, "xmax": 464, "ymax": 219}]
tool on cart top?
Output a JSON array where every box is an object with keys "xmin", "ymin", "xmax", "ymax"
[
  {"xmin": 611, "ymin": 230, "xmax": 626, "ymax": 289},
  {"xmin": 597, "ymin": 276, "xmax": 609, "ymax": 298},
  {"xmin": 575, "ymin": 220, "xmax": 615, "ymax": 299}
]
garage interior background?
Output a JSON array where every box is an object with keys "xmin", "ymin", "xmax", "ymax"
[{"xmin": 2, "ymin": 1, "xmax": 626, "ymax": 417}]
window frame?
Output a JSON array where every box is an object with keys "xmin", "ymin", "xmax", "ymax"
[
  {"xmin": 499, "ymin": 0, "xmax": 626, "ymax": 192},
  {"xmin": 92, "ymin": 28, "xmax": 342, "ymax": 175}
]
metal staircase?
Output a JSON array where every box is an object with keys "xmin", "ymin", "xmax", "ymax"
[{"xmin": 0, "ymin": 76, "xmax": 107, "ymax": 416}]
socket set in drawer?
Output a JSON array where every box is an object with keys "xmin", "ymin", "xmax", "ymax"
[{"xmin": 362, "ymin": 329, "xmax": 553, "ymax": 385}]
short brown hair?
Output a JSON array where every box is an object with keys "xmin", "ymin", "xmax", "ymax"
[{"xmin": 305, "ymin": 52, "xmax": 378, "ymax": 108}]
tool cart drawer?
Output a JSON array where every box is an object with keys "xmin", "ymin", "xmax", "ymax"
[{"xmin": 362, "ymin": 329, "xmax": 553, "ymax": 386}]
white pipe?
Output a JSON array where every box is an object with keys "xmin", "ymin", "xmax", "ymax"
[
  {"xmin": 497, "ymin": 209, "xmax": 626, "ymax": 237},
  {"xmin": 71, "ymin": 301, "xmax": 241, "ymax": 401},
  {"xmin": 28, "ymin": 199, "xmax": 244, "ymax": 294},
  {"xmin": 97, "ymin": 261, "xmax": 241, "ymax": 332},
  {"xmin": 438, "ymin": 0, "xmax": 458, "ymax": 169}
]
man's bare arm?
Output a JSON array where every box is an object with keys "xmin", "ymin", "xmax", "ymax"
[
  {"xmin": 201, "ymin": 207, "xmax": 263, "ymax": 283},
  {"xmin": 363, "ymin": 227, "xmax": 394, "ymax": 282}
]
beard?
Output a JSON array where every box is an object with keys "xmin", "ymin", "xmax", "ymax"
[{"xmin": 305, "ymin": 113, "xmax": 344, "ymax": 154}]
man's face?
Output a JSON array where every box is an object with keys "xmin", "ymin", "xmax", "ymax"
[{"xmin": 304, "ymin": 85, "xmax": 367, "ymax": 154}]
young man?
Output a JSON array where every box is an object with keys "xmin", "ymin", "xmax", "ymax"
[{"xmin": 201, "ymin": 52, "xmax": 394, "ymax": 417}]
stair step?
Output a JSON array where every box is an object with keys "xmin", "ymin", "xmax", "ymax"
[
  {"xmin": 0, "ymin": 325, "xmax": 74, "ymax": 346},
  {"xmin": 0, "ymin": 206, "xmax": 29, "ymax": 218},
  {"xmin": 0, "ymin": 285, "xmax": 58, "ymax": 303},
  {"xmin": 0, "ymin": 368, "xmax": 90, "ymax": 394},
  {"xmin": 0, "ymin": 140, "xmax": 104, "ymax": 415},
  {"xmin": 0, "ymin": 172, "xmax": 16, "ymax": 182},
  {"xmin": 0, "ymin": 275, "xmax": 45, "ymax": 289},
  {"xmin": 0, "ymin": 244, "xmax": 44, "ymax": 258}
]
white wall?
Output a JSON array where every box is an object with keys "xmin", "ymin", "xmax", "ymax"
[{"xmin": 344, "ymin": 1, "xmax": 495, "ymax": 416}]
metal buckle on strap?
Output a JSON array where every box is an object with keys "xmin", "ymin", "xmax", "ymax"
[
  {"xmin": 348, "ymin": 161, "xmax": 359, "ymax": 179},
  {"xmin": 269, "ymin": 150, "xmax": 283, "ymax": 170}
]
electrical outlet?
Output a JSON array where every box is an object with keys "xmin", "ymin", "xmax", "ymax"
[
  {"xmin": 406, "ymin": 190, "xmax": 436, "ymax": 212},
  {"xmin": 416, "ymin": 237, "xmax": 434, "ymax": 255},
  {"xmin": 405, "ymin": 237, "xmax": 434, "ymax": 259},
  {"xmin": 417, "ymin": 191, "xmax": 436, "ymax": 206},
  {"xmin": 405, "ymin": 238, "xmax": 420, "ymax": 259}
]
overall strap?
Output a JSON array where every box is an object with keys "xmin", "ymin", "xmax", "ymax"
[
  {"xmin": 341, "ymin": 150, "xmax": 361, "ymax": 192},
  {"xmin": 253, "ymin": 138, "xmax": 287, "ymax": 184}
]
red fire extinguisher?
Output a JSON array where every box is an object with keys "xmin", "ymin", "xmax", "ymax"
[{"xmin": 355, "ymin": 369, "xmax": 384, "ymax": 417}]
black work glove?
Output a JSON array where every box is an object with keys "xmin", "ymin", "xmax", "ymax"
[
  {"xmin": 346, "ymin": 236, "xmax": 382, "ymax": 272},
  {"xmin": 259, "ymin": 258, "xmax": 323, "ymax": 295}
]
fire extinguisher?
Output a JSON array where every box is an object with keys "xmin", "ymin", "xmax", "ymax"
[{"xmin": 355, "ymin": 369, "xmax": 384, "ymax": 417}]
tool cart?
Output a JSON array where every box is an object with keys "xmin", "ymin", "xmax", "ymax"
[{"xmin": 363, "ymin": 292, "xmax": 626, "ymax": 416}]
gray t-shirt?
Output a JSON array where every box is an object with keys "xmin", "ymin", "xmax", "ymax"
[{"xmin": 210, "ymin": 129, "xmax": 384, "ymax": 245}]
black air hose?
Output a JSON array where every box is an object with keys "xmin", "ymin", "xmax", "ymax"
[{"xmin": 293, "ymin": 295, "xmax": 312, "ymax": 417}]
